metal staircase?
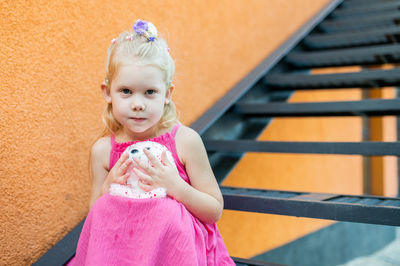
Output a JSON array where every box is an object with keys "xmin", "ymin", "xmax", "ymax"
[
  {"xmin": 34, "ymin": 0, "xmax": 400, "ymax": 265},
  {"xmin": 196, "ymin": 0, "xmax": 400, "ymax": 264}
]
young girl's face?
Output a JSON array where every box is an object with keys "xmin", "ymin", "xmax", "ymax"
[{"xmin": 105, "ymin": 62, "xmax": 171, "ymax": 140}]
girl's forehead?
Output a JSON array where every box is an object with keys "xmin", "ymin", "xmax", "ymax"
[{"xmin": 114, "ymin": 63, "xmax": 166, "ymax": 88}]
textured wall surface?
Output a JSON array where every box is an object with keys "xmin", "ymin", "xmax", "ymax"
[{"xmin": 1, "ymin": 0, "xmax": 330, "ymax": 264}]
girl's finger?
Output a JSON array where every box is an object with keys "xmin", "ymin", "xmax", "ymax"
[
  {"xmin": 114, "ymin": 152, "xmax": 129, "ymax": 168},
  {"xmin": 121, "ymin": 172, "xmax": 130, "ymax": 184},
  {"xmin": 160, "ymin": 151, "xmax": 171, "ymax": 166},
  {"xmin": 143, "ymin": 148, "xmax": 162, "ymax": 168},
  {"xmin": 137, "ymin": 180, "xmax": 153, "ymax": 192},
  {"xmin": 111, "ymin": 153, "xmax": 129, "ymax": 174},
  {"xmin": 114, "ymin": 173, "xmax": 130, "ymax": 185},
  {"xmin": 133, "ymin": 168, "xmax": 153, "ymax": 184},
  {"xmin": 119, "ymin": 159, "xmax": 132, "ymax": 174},
  {"xmin": 132, "ymin": 157, "xmax": 152, "ymax": 173}
]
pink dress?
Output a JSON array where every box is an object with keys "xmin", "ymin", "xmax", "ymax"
[{"xmin": 69, "ymin": 124, "xmax": 234, "ymax": 266}]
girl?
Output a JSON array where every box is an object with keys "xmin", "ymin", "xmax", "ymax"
[{"xmin": 70, "ymin": 20, "xmax": 235, "ymax": 265}]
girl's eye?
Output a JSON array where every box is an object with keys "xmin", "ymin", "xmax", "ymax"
[
  {"xmin": 145, "ymin": 89, "xmax": 156, "ymax": 95},
  {"xmin": 121, "ymin": 88, "xmax": 131, "ymax": 95}
]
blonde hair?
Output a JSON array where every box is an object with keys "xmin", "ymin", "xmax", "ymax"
[{"xmin": 100, "ymin": 24, "xmax": 178, "ymax": 138}]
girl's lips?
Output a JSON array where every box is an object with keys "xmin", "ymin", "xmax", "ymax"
[{"xmin": 132, "ymin": 117, "xmax": 146, "ymax": 122}]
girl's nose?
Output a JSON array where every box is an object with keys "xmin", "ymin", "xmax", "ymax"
[{"xmin": 131, "ymin": 100, "xmax": 145, "ymax": 111}]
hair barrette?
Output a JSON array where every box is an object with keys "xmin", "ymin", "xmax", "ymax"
[{"xmin": 133, "ymin": 19, "xmax": 158, "ymax": 42}]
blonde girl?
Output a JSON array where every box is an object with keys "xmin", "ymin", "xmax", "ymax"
[{"xmin": 70, "ymin": 19, "xmax": 234, "ymax": 266}]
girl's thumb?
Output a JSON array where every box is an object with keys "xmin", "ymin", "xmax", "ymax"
[{"xmin": 161, "ymin": 151, "xmax": 170, "ymax": 166}]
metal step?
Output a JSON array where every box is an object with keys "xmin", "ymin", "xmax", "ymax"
[
  {"xmin": 332, "ymin": 1, "xmax": 400, "ymax": 18},
  {"xmin": 286, "ymin": 44, "xmax": 400, "ymax": 68},
  {"xmin": 221, "ymin": 186, "xmax": 400, "ymax": 226},
  {"xmin": 304, "ymin": 25, "xmax": 400, "ymax": 49},
  {"xmin": 319, "ymin": 11, "xmax": 400, "ymax": 33},
  {"xmin": 235, "ymin": 99, "xmax": 400, "ymax": 117},
  {"xmin": 341, "ymin": 0, "xmax": 400, "ymax": 8},
  {"xmin": 265, "ymin": 68, "xmax": 400, "ymax": 89},
  {"xmin": 232, "ymin": 257, "xmax": 286, "ymax": 266},
  {"xmin": 204, "ymin": 140, "xmax": 400, "ymax": 156}
]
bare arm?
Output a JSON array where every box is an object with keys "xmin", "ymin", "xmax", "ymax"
[
  {"xmin": 89, "ymin": 137, "xmax": 134, "ymax": 209},
  {"xmin": 89, "ymin": 137, "xmax": 110, "ymax": 208},
  {"xmin": 172, "ymin": 126, "xmax": 224, "ymax": 224}
]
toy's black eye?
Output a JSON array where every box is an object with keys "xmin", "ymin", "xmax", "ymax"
[
  {"xmin": 131, "ymin": 149, "xmax": 139, "ymax": 154},
  {"xmin": 146, "ymin": 147, "xmax": 151, "ymax": 150}
]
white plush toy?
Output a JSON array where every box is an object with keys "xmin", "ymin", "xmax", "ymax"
[{"xmin": 109, "ymin": 141, "xmax": 175, "ymax": 199}]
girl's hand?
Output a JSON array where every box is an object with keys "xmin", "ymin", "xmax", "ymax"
[
  {"xmin": 102, "ymin": 152, "xmax": 132, "ymax": 194},
  {"xmin": 132, "ymin": 149, "xmax": 184, "ymax": 198}
]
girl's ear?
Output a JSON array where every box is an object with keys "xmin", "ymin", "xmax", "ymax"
[
  {"xmin": 165, "ymin": 86, "xmax": 174, "ymax": 105},
  {"xmin": 101, "ymin": 83, "xmax": 112, "ymax": 103}
]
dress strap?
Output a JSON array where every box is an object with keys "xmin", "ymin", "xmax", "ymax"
[
  {"xmin": 110, "ymin": 134, "xmax": 116, "ymax": 146},
  {"xmin": 171, "ymin": 124, "xmax": 181, "ymax": 137}
]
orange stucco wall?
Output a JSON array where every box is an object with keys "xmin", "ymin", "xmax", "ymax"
[{"xmin": 1, "ymin": 0, "xmax": 339, "ymax": 264}]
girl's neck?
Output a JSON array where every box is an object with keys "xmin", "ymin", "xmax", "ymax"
[{"xmin": 115, "ymin": 124, "xmax": 171, "ymax": 142}]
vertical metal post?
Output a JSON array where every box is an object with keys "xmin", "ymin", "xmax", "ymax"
[
  {"xmin": 396, "ymin": 88, "xmax": 400, "ymax": 197},
  {"xmin": 362, "ymin": 89, "xmax": 371, "ymax": 195}
]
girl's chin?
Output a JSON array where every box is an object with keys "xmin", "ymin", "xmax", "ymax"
[{"xmin": 126, "ymin": 125, "xmax": 157, "ymax": 137}]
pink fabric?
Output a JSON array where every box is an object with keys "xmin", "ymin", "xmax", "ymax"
[
  {"xmin": 109, "ymin": 124, "xmax": 189, "ymax": 184},
  {"xmin": 69, "ymin": 124, "xmax": 234, "ymax": 265}
]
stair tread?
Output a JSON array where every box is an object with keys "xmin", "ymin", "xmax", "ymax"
[
  {"xmin": 341, "ymin": 0, "xmax": 400, "ymax": 8},
  {"xmin": 204, "ymin": 139, "xmax": 400, "ymax": 156},
  {"xmin": 286, "ymin": 44, "xmax": 400, "ymax": 67},
  {"xmin": 221, "ymin": 186, "xmax": 400, "ymax": 226},
  {"xmin": 235, "ymin": 98, "xmax": 400, "ymax": 117},
  {"xmin": 332, "ymin": 1, "xmax": 400, "ymax": 18},
  {"xmin": 265, "ymin": 68, "xmax": 400, "ymax": 89},
  {"xmin": 232, "ymin": 257, "xmax": 287, "ymax": 266},
  {"xmin": 304, "ymin": 25, "xmax": 400, "ymax": 49},
  {"xmin": 319, "ymin": 11, "xmax": 400, "ymax": 32}
]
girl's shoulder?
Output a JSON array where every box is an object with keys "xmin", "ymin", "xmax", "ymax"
[
  {"xmin": 174, "ymin": 125, "xmax": 206, "ymax": 164},
  {"xmin": 175, "ymin": 124, "xmax": 202, "ymax": 143},
  {"xmin": 92, "ymin": 136, "xmax": 112, "ymax": 153},
  {"xmin": 91, "ymin": 136, "xmax": 112, "ymax": 169}
]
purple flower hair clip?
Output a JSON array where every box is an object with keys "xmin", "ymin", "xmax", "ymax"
[
  {"xmin": 133, "ymin": 20, "xmax": 148, "ymax": 35},
  {"xmin": 133, "ymin": 19, "xmax": 158, "ymax": 42}
]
